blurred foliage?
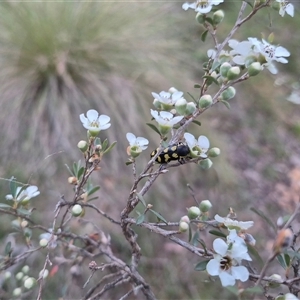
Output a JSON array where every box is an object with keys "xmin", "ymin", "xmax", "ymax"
[{"xmin": 0, "ymin": 1, "xmax": 299, "ymax": 299}]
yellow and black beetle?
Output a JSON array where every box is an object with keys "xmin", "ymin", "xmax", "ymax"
[{"xmin": 150, "ymin": 142, "xmax": 190, "ymax": 164}]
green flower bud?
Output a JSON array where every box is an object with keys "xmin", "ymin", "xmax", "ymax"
[
  {"xmin": 220, "ymin": 62, "xmax": 231, "ymax": 78},
  {"xmin": 161, "ymin": 103, "xmax": 174, "ymax": 111},
  {"xmin": 185, "ymin": 102, "xmax": 197, "ymax": 116},
  {"xmin": 22, "ymin": 275, "xmax": 29, "ymax": 282},
  {"xmin": 179, "ymin": 221, "xmax": 189, "ymax": 232},
  {"xmin": 153, "ymin": 99, "xmax": 162, "ymax": 110},
  {"xmin": 24, "ymin": 277, "xmax": 36, "ymax": 289},
  {"xmin": 72, "ymin": 204, "xmax": 83, "ymax": 217},
  {"xmin": 208, "ymin": 147, "xmax": 221, "ymax": 157},
  {"xmin": 175, "ymin": 98, "xmax": 187, "ymax": 115},
  {"xmin": 13, "ymin": 288, "xmax": 22, "ymax": 297},
  {"xmin": 77, "ymin": 140, "xmax": 88, "ymax": 152},
  {"xmin": 271, "ymin": 1, "xmax": 280, "ymax": 10},
  {"xmin": 199, "ymin": 200, "xmax": 212, "ymax": 212},
  {"xmin": 248, "ymin": 62, "xmax": 262, "ymax": 77},
  {"xmin": 158, "ymin": 124, "xmax": 172, "ymax": 136},
  {"xmin": 219, "ymin": 54, "xmax": 231, "ymax": 64},
  {"xmin": 4, "ymin": 271, "xmax": 11, "ymax": 280},
  {"xmin": 269, "ymin": 274, "xmax": 282, "ymax": 288},
  {"xmin": 21, "ymin": 197, "xmax": 30, "ymax": 206},
  {"xmin": 195, "ymin": 12, "xmax": 205, "ymax": 24},
  {"xmin": 88, "ymin": 129, "xmax": 100, "ymax": 137},
  {"xmin": 129, "ymin": 146, "xmax": 142, "ymax": 158},
  {"xmin": 22, "ymin": 265, "xmax": 30, "ymax": 274},
  {"xmin": 188, "ymin": 206, "xmax": 201, "ymax": 219},
  {"xmin": 180, "ymin": 215, "xmax": 190, "ymax": 223},
  {"xmin": 221, "ymin": 87, "xmax": 236, "ymax": 101},
  {"xmin": 16, "ymin": 272, "xmax": 24, "ymax": 281},
  {"xmin": 39, "ymin": 238, "xmax": 48, "ymax": 247},
  {"xmin": 227, "ymin": 66, "xmax": 241, "ymax": 80},
  {"xmin": 199, "ymin": 158, "xmax": 213, "ymax": 169},
  {"xmin": 169, "ymin": 87, "xmax": 178, "ymax": 94},
  {"xmin": 244, "ymin": 55, "xmax": 258, "ymax": 68},
  {"xmin": 213, "ymin": 10, "xmax": 224, "ymax": 25},
  {"xmin": 198, "ymin": 94, "xmax": 213, "ymax": 109}
]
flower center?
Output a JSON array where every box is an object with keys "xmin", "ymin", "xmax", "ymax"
[
  {"xmin": 263, "ymin": 45, "xmax": 275, "ymax": 59},
  {"xmin": 197, "ymin": 0, "xmax": 209, "ymax": 8},
  {"xmin": 220, "ymin": 256, "xmax": 232, "ymax": 271},
  {"xmin": 90, "ymin": 120, "xmax": 99, "ymax": 128}
]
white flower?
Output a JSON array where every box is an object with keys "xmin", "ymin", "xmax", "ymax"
[
  {"xmin": 6, "ymin": 185, "xmax": 40, "ymax": 202},
  {"xmin": 151, "ymin": 110, "xmax": 184, "ymax": 127},
  {"xmin": 229, "ymin": 38, "xmax": 290, "ymax": 74},
  {"xmin": 184, "ymin": 132, "xmax": 209, "ymax": 158},
  {"xmin": 206, "ymin": 230, "xmax": 251, "ymax": 287},
  {"xmin": 182, "ymin": 0, "xmax": 224, "ymax": 14},
  {"xmin": 126, "ymin": 133, "xmax": 149, "ymax": 151},
  {"xmin": 276, "ymin": 0, "xmax": 294, "ymax": 17},
  {"xmin": 79, "ymin": 109, "xmax": 111, "ymax": 135},
  {"xmin": 249, "ymin": 38, "xmax": 290, "ymax": 64},
  {"xmin": 152, "ymin": 90, "xmax": 184, "ymax": 106},
  {"xmin": 214, "ymin": 214, "xmax": 254, "ymax": 230}
]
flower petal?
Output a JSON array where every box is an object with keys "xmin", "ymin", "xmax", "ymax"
[
  {"xmin": 98, "ymin": 114, "xmax": 110, "ymax": 125},
  {"xmin": 219, "ymin": 271, "xmax": 236, "ymax": 286},
  {"xmin": 213, "ymin": 238, "xmax": 228, "ymax": 256},
  {"xmin": 231, "ymin": 266, "xmax": 249, "ymax": 282},
  {"xmin": 86, "ymin": 109, "xmax": 99, "ymax": 121},
  {"xmin": 126, "ymin": 133, "xmax": 136, "ymax": 145},
  {"xmin": 198, "ymin": 135, "xmax": 210, "ymax": 149},
  {"xmin": 206, "ymin": 259, "xmax": 220, "ymax": 276}
]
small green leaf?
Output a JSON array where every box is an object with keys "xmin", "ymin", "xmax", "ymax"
[
  {"xmin": 284, "ymin": 253, "xmax": 291, "ymax": 267},
  {"xmin": 203, "ymin": 75, "xmax": 219, "ymax": 85},
  {"xmin": 9, "ymin": 176, "xmax": 17, "ymax": 197},
  {"xmin": 209, "ymin": 230, "xmax": 226, "ymax": 238},
  {"xmin": 149, "ymin": 209, "xmax": 167, "ymax": 224},
  {"xmin": 243, "ymin": 286, "xmax": 263, "ymax": 294},
  {"xmin": 4, "ymin": 241, "xmax": 12, "ymax": 256},
  {"xmin": 277, "ymin": 254, "xmax": 287, "ymax": 269},
  {"xmin": 187, "ymin": 92, "xmax": 197, "ymax": 103},
  {"xmin": 94, "ymin": 137, "xmax": 101, "ymax": 146},
  {"xmin": 188, "ymin": 224, "xmax": 192, "ymax": 242},
  {"xmin": 221, "ymin": 100, "xmax": 231, "ymax": 109},
  {"xmin": 24, "ymin": 228, "xmax": 32, "ymax": 238},
  {"xmin": 194, "ymin": 84, "xmax": 201, "ymax": 89},
  {"xmin": 191, "ymin": 230, "xmax": 200, "ymax": 246},
  {"xmin": 87, "ymin": 186, "xmax": 100, "ymax": 196},
  {"xmin": 194, "ymin": 260, "xmax": 209, "ymax": 271},
  {"xmin": 244, "ymin": 0, "xmax": 253, "ymax": 8},
  {"xmin": 211, "ymin": 61, "xmax": 221, "ymax": 71},
  {"xmin": 0, "ymin": 203, "xmax": 12, "ymax": 208},
  {"xmin": 251, "ymin": 207, "xmax": 276, "ymax": 232},
  {"xmin": 77, "ymin": 166, "xmax": 85, "ymax": 180},
  {"xmin": 201, "ymin": 30, "xmax": 208, "ymax": 42},
  {"xmin": 136, "ymin": 214, "xmax": 145, "ymax": 225},
  {"xmin": 192, "ymin": 120, "xmax": 201, "ymax": 127},
  {"xmin": 247, "ymin": 244, "xmax": 263, "ymax": 266},
  {"xmin": 65, "ymin": 164, "xmax": 74, "ymax": 176},
  {"xmin": 103, "ymin": 141, "xmax": 117, "ymax": 154},
  {"xmin": 87, "ymin": 196, "xmax": 98, "ymax": 202},
  {"xmin": 102, "ymin": 138, "xmax": 108, "ymax": 151},
  {"xmin": 137, "ymin": 193, "xmax": 146, "ymax": 207},
  {"xmin": 73, "ymin": 161, "xmax": 78, "ymax": 175},
  {"xmin": 146, "ymin": 123, "xmax": 161, "ymax": 136},
  {"xmin": 125, "ymin": 161, "xmax": 133, "ymax": 166}
]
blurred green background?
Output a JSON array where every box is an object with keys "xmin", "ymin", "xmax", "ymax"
[{"xmin": 0, "ymin": 1, "xmax": 299, "ymax": 299}]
